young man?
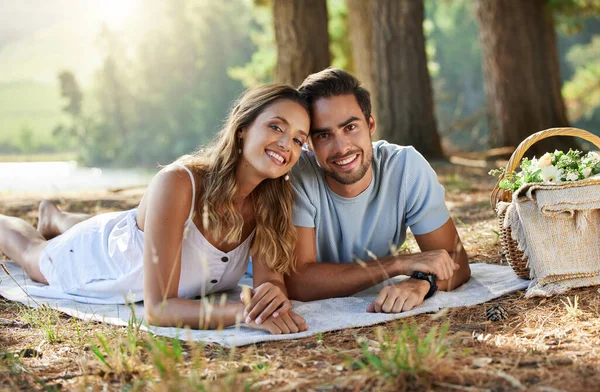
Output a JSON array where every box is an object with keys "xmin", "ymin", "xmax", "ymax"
[{"xmin": 285, "ymin": 68, "xmax": 471, "ymax": 313}]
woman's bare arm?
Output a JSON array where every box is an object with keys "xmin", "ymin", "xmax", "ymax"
[{"xmin": 141, "ymin": 166, "xmax": 244, "ymax": 329}]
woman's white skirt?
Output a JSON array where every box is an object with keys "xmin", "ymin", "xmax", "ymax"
[{"xmin": 37, "ymin": 209, "xmax": 145, "ymax": 304}]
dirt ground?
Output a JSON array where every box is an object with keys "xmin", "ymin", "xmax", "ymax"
[{"xmin": 1, "ymin": 162, "xmax": 599, "ymax": 391}]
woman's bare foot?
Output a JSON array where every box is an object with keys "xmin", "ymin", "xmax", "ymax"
[{"xmin": 37, "ymin": 200, "xmax": 62, "ymax": 240}]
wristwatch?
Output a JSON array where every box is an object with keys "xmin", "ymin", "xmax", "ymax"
[{"xmin": 411, "ymin": 271, "xmax": 438, "ymax": 299}]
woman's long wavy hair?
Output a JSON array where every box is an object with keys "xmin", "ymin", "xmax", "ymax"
[{"xmin": 180, "ymin": 84, "xmax": 308, "ymax": 274}]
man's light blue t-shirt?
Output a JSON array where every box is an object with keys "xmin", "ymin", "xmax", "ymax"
[{"xmin": 291, "ymin": 140, "xmax": 450, "ymax": 264}]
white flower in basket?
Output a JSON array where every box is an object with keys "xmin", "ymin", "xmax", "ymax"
[{"xmin": 540, "ymin": 165, "xmax": 562, "ymax": 183}]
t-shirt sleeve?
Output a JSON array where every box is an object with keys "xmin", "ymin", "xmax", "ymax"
[
  {"xmin": 403, "ymin": 147, "xmax": 450, "ymax": 235},
  {"xmin": 291, "ymin": 168, "xmax": 317, "ymax": 228}
]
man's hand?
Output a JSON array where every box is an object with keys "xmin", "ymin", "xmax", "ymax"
[
  {"xmin": 241, "ymin": 282, "xmax": 291, "ymax": 325},
  {"xmin": 244, "ymin": 310, "xmax": 308, "ymax": 334},
  {"xmin": 398, "ymin": 249, "xmax": 459, "ymax": 281},
  {"xmin": 366, "ymin": 278, "xmax": 431, "ymax": 313}
]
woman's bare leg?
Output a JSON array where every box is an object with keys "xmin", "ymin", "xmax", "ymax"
[
  {"xmin": 0, "ymin": 214, "xmax": 48, "ymax": 284},
  {"xmin": 37, "ymin": 200, "xmax": 92, "ymax": 240}
]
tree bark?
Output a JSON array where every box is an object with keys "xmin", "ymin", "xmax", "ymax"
[
  {"xmin": 273, "ymin": 0, "xmax": 330, "ymax": 87},
  {"xmin": 346, "ymin": 0, "xmax": 373, "ymax": 92},
  {"xmin": 366, "ymin": 0, "xmax": 442, "ymax": 158},
  {"xmin": 474, "ymin": 0, "xmax": 577, "ymax": 156}
]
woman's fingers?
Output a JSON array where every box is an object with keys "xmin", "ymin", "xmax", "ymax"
[
  {"xmin": 273, "ymin": 301, "xmax": 291, "ymax": 318},
  {"xmin": 263, "ymin": 321, "xmax": 282, "ymax": 335},
  {"xmin": 279, "ymin": 313, "xmax": 299, "ymax": 333},
  {"xmin": 256, "ymin": 298, "xmax": 287, "ymax": 324},
  {"xmin": 245, "ymin": 285, "xmax": 275, "ymax": 321},
  {"xmin": 245, "ymin": 284, "xmax": 269, "ymax": 313},
  {"xmin": 271, "ymin": 316, "xmax": 290, "ymax": 334},
  {"xmin": 289, "ymin": 311, "xmax": 308, "ymax": 331}
]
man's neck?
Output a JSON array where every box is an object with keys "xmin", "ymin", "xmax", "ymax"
[{"xmin": 325, "ymin": 167, "xmax": 373, "ymax": 198}]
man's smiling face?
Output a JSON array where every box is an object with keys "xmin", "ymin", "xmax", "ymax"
[{"xmin": 308, "ymin": 94, "xmax": 376, "ymax": 197}]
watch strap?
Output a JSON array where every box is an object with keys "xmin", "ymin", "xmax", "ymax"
[{"xmin": 411, "ymin": 271, "xmax": 438, "ymax": 299}]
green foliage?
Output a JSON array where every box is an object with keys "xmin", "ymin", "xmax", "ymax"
[
  {"xmin": 229, "ymin": 4, "xmax": 276, "ymax": 86},
  {"xmin": 352, "ymin": 322, "xmax": 450, "ymax": 380},
  {"xmin": 328, "ymin": 0, "xmax": 353, "ymax": 72},
  {"xmin": 70, "ymin": 0, "xmax": 255, "ymax": 167},
  {"xmin": 551, "ymin": 0, "xmax": 600, "ymax": 33},
  {"xmin": 3, "ymin": 0, "xmax": 600, "ymax": 161},
  {"xmin": 564, "ymin": 36, "xmax": 600, "ymax": 124},
  {"xmin": 16, "ymin": 125, "xmax": 37, "ymax": 153}
]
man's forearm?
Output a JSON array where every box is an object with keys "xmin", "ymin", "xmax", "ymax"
[
  {"xmin": 436, "ymin": 249, "xmax": 470, "ymax": 291},
  {"xmin": 286, "ymin": 256, "xmax": 403, "ymax": 302}
]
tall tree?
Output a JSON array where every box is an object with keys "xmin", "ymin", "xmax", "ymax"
[
  {"xmin": 346, "ymin": 0, "xmax": 373, "ymax": 90},
  {"xmin": 474, "ymin": 0, "xmax": 578, "ymax": 155},
  {"xmin": 347, "ymin": 0, "xmax": 443, "ymax": 158},
  {"xmin": 273, "ymin": 0, "xmax": 330, "ymax": 86}
]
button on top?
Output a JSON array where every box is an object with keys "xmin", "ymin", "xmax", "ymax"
[
  {"xmin": 210, "ymin": 279, "xmax": 218, "ymax": 284},
  {"xmin": 221, "ymin": 256, "xmax": 229, "ymax": 263}
]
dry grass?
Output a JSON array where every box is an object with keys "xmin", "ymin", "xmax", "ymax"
[{"xmin": 1, "ymin": 163, "xmax": 600, "ymax": 391}]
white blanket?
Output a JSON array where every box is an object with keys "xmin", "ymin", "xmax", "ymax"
[{"xmin": 0, "ymin": 262, "xmax": 528, "ymax": 347}]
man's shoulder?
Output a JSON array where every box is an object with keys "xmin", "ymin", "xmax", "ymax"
[
  {"xmin": 372, "ymin": 140, "xmax": 424, "ymax": 169},
  {"xmin": 290, "ymin": 149, "xmax": 322, "ymax": 191},
  {"xmin": 292, "ymin": 148, "xmax": 319, "ymax": 174}
]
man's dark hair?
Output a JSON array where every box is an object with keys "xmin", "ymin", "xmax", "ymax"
[{"xmin": 298, "ymin": 67, "xmax": 371, "ymax": 122}]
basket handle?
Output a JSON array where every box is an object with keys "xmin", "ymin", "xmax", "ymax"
[{"xmin": 490, "ymin": 127, "xmax": 600, "ymax": 207}]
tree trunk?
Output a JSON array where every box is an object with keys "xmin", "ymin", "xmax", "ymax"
[
  {"xmin": 346, "ymin": 0, "xmax": 373, "ymax": 91},
  {"xmin": 369, "ymin": 0, "xmax": 442, "ymax": 158},
  {"xmin": 273, "ymin": 0, "xmax": 330, "ymax": 87},
  {"xmin": 474, "ymin": 0, "xmax": 577, "ymax": 156}
]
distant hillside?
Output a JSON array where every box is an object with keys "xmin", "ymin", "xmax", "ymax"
[
  {"xmin": 0, "ymin": 3, "xmax": 112, "ymax": 152},
  {"xmin": 0, "ymin": 80, "xmax": 65, "ymax": 148}
]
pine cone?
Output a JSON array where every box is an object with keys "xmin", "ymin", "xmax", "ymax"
[{"xmin": 486, "ymin": 303, "xmax": 508, "ymax": 321}]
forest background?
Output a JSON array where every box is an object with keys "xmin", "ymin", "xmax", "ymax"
[
  {"xmin": 2, "ymin": 2, "xmax": 600, "ymax": 390},
  {"xmin": 2, "ymin": 0, "xmax": 600, "ymax": 168}
]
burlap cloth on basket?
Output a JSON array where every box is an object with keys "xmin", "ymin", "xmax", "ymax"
[{"xmin": 500, "ymin": 178, "xmax": 600, "ymax": 297}]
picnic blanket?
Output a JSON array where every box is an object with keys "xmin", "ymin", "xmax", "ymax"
[{"xmin": 0, "ymin": 262, "xmax": 528, "ymax": 347}]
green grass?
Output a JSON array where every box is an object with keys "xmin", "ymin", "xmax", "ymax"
[
  {"xmin": 348, "ymin": 321, "xmax": 450, "ymax": 387},
  {"xmin": 18, "ymin": 304, "xmax": 65, "ymax": 344}
]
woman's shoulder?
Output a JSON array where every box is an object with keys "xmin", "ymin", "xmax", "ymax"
[
  {"xmin": 137, "ymin": 163, "xmax": 201, "ymax": 230},
  {"xmin": 149, "ymin": 163, "xmax": 205, "ymax": 202}
]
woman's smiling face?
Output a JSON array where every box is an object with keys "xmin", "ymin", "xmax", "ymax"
[{"xmin": 238, "ymin": 99, "xmax": 310, "ymax": 180}]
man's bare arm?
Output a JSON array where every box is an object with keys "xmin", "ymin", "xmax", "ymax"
[
  {"xmin": 285, "ymin": 226, "xmax": 460, "ymax": 302},
  {"xmin": 414, "ymin": 219, "xmax": 471, "ymax": 291}
]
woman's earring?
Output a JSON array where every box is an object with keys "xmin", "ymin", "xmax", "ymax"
[
  {"xmin": 284, "ymin": 173, "xmax": 290, "ymax": 181},
  {"xmin": 238, "ymin": 138, "xmax": 242, "ymax": 154}
]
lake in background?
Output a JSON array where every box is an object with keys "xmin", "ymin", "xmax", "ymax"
[{"xmin": 0, "ymin": 161, "xmax": 154, "ymax": 194}]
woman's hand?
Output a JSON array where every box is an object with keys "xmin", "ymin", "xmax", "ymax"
[
  {"xmin": 244, "ymin": 310, "xmax": 307, "ymax": 334},
  {"xmin": 241, "ymin": 282, "xmax": 291, "ymax": 324}
]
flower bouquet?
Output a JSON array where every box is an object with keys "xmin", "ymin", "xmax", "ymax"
[
  {"xmin": 490, "ymin": 128, "xmax": 600, "ymax": 297},
  {"xmin": 489, "ymin": 149, "xmax": 600, "ymax": 192}
]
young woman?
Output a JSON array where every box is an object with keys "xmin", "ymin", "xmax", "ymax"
[{"xmin": 0, "ymin": 84, "xmax": 310, "ymax": 335}]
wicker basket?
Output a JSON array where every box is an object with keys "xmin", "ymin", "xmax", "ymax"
[{"xmin": 490, "ymin": 127, "xmax": 600, "ymax": 279}]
